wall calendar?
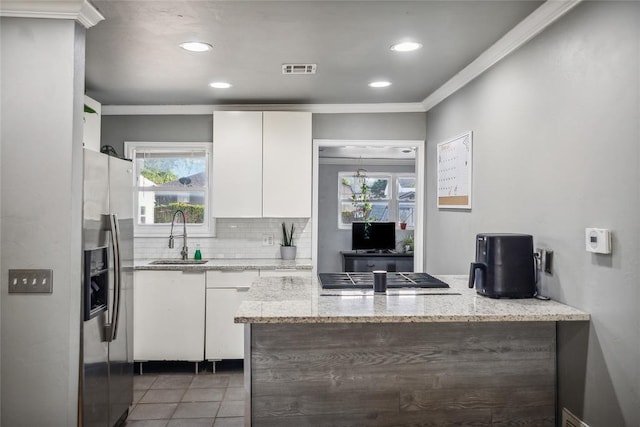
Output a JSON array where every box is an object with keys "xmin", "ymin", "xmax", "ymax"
[{"xmin": 437, "ymin": 131, "xmax": 472, "ymax": 209}]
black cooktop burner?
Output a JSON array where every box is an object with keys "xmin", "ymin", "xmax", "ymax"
[{"xmin": 318, "ymin": 272, "xmax": 449, "ymax": 290}]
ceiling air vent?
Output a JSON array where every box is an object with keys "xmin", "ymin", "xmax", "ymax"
[{"xmin": 282, "ymin": 64, "xmax": 317, "ymax": 75}]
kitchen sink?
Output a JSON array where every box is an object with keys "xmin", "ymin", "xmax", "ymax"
[{"xmin": 149, "ymin": 259, "xmax": 208, "ymax": 265}]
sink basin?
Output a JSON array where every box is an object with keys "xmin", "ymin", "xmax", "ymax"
[{"xmin": 150, "ymin": 259, "xmax": 208, "ymax": 265}]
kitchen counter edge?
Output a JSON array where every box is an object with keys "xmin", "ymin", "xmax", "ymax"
[
  {"xmin": 235, "ymin": 275, "xmax": 590, "ymax": 324},
  {"xmin": 134, "ymin": 258, "xmax": 313, "ymax": 271}
]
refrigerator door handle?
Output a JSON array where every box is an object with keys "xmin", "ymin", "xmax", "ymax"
[{"xmin": 105, "ymin": 213, "xmax": 122, "ymax": 342}]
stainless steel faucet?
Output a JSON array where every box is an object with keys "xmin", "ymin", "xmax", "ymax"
[{"xmin": 169, "ymin": 209, "xmax": 188, "ymax": 260}]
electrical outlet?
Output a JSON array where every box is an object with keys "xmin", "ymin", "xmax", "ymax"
[
  {"xmin": 535, "ymin": 248, "xmax": 545, "ymax": 271},
  {"xmin": 8, "ymin": 269, "xmax": 53, "ymax": 294},
  {"xmin": 262, "ymin": 234, "xmax": 274, "ymax": 246},
  {"xmin": 544, "ymin": 250, "xmax": 553, "ymax": 274}
]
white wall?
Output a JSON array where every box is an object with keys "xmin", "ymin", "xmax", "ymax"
[
  {"xmin": 0, "ymin": 17, "xmax": 85, "ymax": 425},
  {"xmin": 425, "ymin": 2, "xmax": 639, "ymax": 425}
]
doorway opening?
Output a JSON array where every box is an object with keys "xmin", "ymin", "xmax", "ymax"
[{"xmin": 312, "ymin": 139, "xmax": 425, "ymax": 273}]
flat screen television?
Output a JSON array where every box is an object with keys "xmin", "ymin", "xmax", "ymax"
[{"xmin": 351, "ymin": 222, "xmax": 396, "ymax": 251}]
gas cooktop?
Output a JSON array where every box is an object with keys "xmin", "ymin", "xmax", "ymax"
[{"xmin": 318, "ymin": 272, "xmax": 449, "ymax": 290}]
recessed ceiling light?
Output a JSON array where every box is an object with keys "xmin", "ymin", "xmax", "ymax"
[
  {"xmin": 369, "ymin": 81, "xmax": 391, "ymax": 88},
  {"xmin": 179, "ymin": 41, "xmax": 213, "ymax": 52},
  {"xmin": 209, "ymin": 82, "xmax": 232, "ymax": 89},
  {"xmin": 390, "ymin": 41, "xmax": 423, "ymax": 52}
]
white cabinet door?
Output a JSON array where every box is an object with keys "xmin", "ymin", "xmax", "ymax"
[
  {"xmin": 212, "ymin": 111, "xmax": 263, "ymax": 217},
  {"xmin": 205, "ymin": 270, "xmax": 257, "ymax": 360},
  {"xmin": 205, "ymin": 288, "xmax": 248, "ymax": 360},
  {"xmin": 262, "ymin": 112, "xmax": 312, "ymax": 217},
  {"xmin": 133, "ymin": 270, "xmax": 205, "ymax": 361}
]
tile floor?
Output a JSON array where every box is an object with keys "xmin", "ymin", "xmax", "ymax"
[{"xmin": 125, "ymin": 368, "xmax": 244, "ymax": 427}]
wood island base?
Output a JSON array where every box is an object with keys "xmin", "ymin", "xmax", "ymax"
[{"xmin": 245, "ymin": 321, "xmax": 556, "ymax": 426}]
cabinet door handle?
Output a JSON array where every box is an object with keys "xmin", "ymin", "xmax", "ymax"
[{"xmin": 236, "ymin": 287, "xmax": 250, "ymax": 292}]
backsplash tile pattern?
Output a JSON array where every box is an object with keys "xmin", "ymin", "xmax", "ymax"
[{"xmin": 135, "ymin": 218, "xmax": 312, "ymax": 260}]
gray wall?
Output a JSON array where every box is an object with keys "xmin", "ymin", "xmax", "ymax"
[
  {"xmin": 318, "ymin": 163, "xmax": 415, "ymax": 273},
  {"xmin": 425, "ymin": 2, "xmax": 639, "ymax": 425},
  {"xmin": 102, "ymin": 114, "xmax": 213, "ymax": 155},
  {"xmin": 1, "ymin": 18, "xmax": 85, "ymax": 425},
  {"xmin": 313, "ymin": 113, "xmax": 426, "ymax": 141},
  {"xmin": 101, "ymin": 112, "xmax": 427, "ymax": 153}
]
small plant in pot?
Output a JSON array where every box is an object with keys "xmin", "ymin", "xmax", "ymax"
[{"xmin": 280, "ymin": 222, "xmax": 297, "ymax": 260}]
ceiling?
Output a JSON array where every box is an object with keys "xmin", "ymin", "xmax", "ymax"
[{"xmin": 85, "ymin": 0, "xmax": 543, "ymax": 106}]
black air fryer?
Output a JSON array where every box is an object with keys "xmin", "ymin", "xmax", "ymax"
[{"xmin": 469, "ymin": 233, "xmax": 537, "ymax": 298}]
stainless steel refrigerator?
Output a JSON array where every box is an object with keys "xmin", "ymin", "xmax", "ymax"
[{"xmin": 82, "ymin": 149, "xmax": 134, "ymax": 426}]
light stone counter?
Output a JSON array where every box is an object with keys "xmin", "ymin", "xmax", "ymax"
[
  {"xmin": 134, "ymin": 258, "xmax": 313, "ymax": 271},
  {"xmin": 235, "ymin": 274, "xmax": 589, "ymax": 323}
]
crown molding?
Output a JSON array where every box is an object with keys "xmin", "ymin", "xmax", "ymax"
[
  {"xmin": 422, "ymin": 0, "xmax": 582, "ymax": 111},
  {"xmin": 101, "ymin": 102, "xmax": 427, "ymax": 116},
  {"xmin": 0, "ymin": 1, "xmax": 104, "ymax": 29}
]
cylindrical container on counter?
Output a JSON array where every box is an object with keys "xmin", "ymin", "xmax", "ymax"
[{"xmin": 373, "ymin": 270, "xmax": 387, "ymax": 293}]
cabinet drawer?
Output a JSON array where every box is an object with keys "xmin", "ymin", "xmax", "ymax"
[{"xmin": 206, "ymin": 270, "xmax": 259, "ymax": 288}]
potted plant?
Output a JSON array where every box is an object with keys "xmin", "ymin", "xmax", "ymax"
[
  {"xmin": 399, "ymin": 211, "xmax": 409, "ymax": 230},
  {"xmin": 280, "ymin": 222, "xmax": 296, "ymax": 260},
  {"xmin": 402, "ymin": 234, "xmax": 414, "ymax": 253}
]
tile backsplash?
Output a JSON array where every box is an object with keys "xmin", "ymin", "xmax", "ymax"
[{"xmin": 135, "ymin": 218, "xmax": 312, "ymax": 260}]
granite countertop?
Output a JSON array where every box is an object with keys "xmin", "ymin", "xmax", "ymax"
[
  {"xmin": 134, "ymin": 258, "xmax": 313, "ymax": 271},
  {"xmin": 235, "ymin": 275, "xmax": 590, "ymax": 324}
]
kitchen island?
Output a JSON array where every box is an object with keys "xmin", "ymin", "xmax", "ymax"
[{"xmin": 235, "ymin": 275, "xmax": 588, "ymax": 426}]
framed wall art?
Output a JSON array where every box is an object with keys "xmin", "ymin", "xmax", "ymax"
[{"xmin": 437, "ymin": 131, "xmax": 472, "ymax": 209}]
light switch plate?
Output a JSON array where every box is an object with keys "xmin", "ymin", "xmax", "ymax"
[{"xmin": 8, "ymin": 269, "xmax": 53, "ymax": 294}]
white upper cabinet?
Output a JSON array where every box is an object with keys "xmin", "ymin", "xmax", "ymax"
[
  {"xmin": 212, "ymin": 111, "xmax": 312, "ymax": 218},
  {"xmin": 262, "ymin": 112, "xmax": 312, "ymax": 217},
  {"xmin": 212, "ymin": 111, "xmax": 263, "ymax": 217}
]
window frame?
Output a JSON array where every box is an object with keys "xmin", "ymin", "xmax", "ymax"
[
  {"xmin": 396, "ymin": 174, "xmax": 416, "ymax": 228},
  {"xmin": 125, "ymin": 141, "xmax": 215, "ymax": 237},
  {"xmin": 337, "ymin": 171, "xmax": 415, "ymax": 230}
]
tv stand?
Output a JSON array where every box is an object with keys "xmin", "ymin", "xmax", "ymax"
[{"xmin": 341, "ymin": 251, "xmax": 413, "ymax": 273}]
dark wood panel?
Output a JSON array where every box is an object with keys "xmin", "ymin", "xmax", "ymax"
[
  {"xmin": 251, "ymin": 322, "xmax": 556, "ymax": 426},
  {"xmin": 254, "ymin": 408, "xmax": 494, "ymax": 427},
  {"xmin": 252, "ymin": 322, "xmax": 554, "ymax": 352},
  {"xmin": 252, "ymin": 363, "xmax": 555, "ymax": 396}
]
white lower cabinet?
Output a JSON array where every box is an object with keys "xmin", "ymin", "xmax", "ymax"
[
  {"xmin": 134, "ymin": 270, "xmax": 205, "ymax": 361},
  {"xmin": 134, "ymin": 268, "xmax": 308, "ymax": 362},
  {"xmin": 205, "ymin": 270, "xmax": 259, "ymax": 360}
]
